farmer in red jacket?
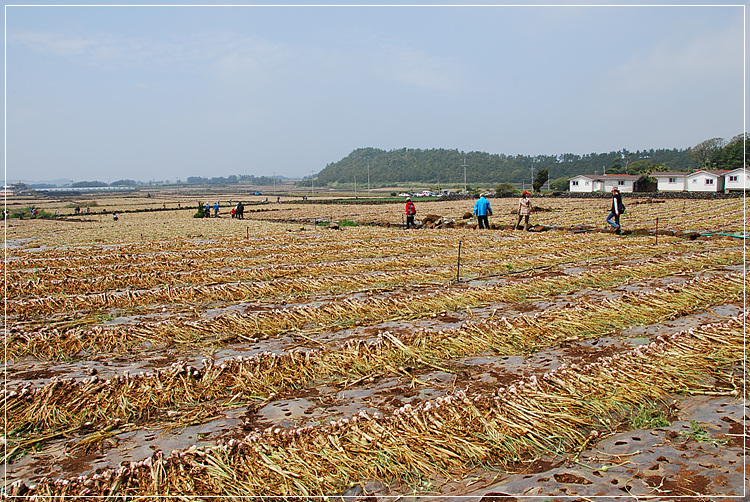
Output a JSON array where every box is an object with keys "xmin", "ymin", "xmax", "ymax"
[{"xmin": 405, "ymin": 197, "xmax": 417, "ymax": 229}]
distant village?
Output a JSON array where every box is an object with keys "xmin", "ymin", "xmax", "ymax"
[{"xmin": 569, "ymin": 168, "xmax": 747, "ymax": 194}]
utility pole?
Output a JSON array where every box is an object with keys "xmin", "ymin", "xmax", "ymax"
[
  {"xmin": 311, "ymin": 170, "xmax": 314, "ymax": 197},
  {"xmin": 354, "ymin": 176, "xmax": 357, "ymax": 198},
  {"xmin": 273, "ymin": 171, "xmax": 276, "ymax": 195},
  {"xmin": 367, "ymin": 163, "xmax": 370, "ymax": 197},
  {"xmin": 463, "ymin": 157, "xmax": 467, "ymax": 194}
]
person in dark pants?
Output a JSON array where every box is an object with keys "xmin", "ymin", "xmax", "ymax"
[
  {"xmin": 606, "ymin": 187, "xmax": 625, "ymax": 234},
  {"xmin": 405, "ymin": 197, "xmax": 416, "ymax": 229},
  {"xmin": 473, "ymin": 194, "xmax": 493, "ymax": 229}
]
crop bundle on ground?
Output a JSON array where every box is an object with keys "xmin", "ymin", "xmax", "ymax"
[
  {"xmin": 7, "ymin": 247, "xmax": 742, "ymax": 362},
  {"xmin": 8, "ymin": 314, "xmax": 743, "ymax": 498},
  {"xmin": 6, "ymin": 273, "xmax": 742, "ymax": 461}
]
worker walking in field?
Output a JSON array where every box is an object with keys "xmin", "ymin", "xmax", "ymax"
[
  {"xmin": 606, "ymin": 187, "xmax": 626, "ymax": 235},
  {"xmin": 213, "ymin": 201, "xmax": 220, "ymax": 217},
  {"xmin": 473, "ymin": 194, "xmax": 493, "ymax": 229},
  {"xmin": 516, "ymin": 191, "xmax": 532, "ymax": 231},
  {"xmin": 405, "ymin": 197, "xmax": 417, "ymax": 229}
]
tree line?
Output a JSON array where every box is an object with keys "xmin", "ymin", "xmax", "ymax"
[
  {"xmin": 314, "ymin": 135, "xmax": 748, "ymax": 188},
  {"xmin": 314, "ymin": 147, "xmax": 695, "ymax": 187}
]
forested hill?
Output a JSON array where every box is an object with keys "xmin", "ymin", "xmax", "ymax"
[{"xmin": 315, "ymin": 147, "xmax": 697, "ymax": 186}]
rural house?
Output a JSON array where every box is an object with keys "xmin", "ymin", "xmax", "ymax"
[
  {"xmin": 685, "ymin": 170, "xmax": 728, "ymax": 193},
  {"xmin": 568, "ymin": 174, "xmax": 645, "ymax": 193},
  {"xmin": 723, "ymin": 168, "xmax": 749, "ymax": 192},
  {"xmin": 650, "ymin": 171, "xmax": 688, "ymax": 192}
]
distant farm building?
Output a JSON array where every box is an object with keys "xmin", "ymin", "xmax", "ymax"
[
  {"xmin": 571, "ymin": 170, "xmax": 745, "ymax": 194},
  {"xmin": 685, "ymin": 170, "xmax": 728, "ymax": 193},
  {"xmin": 568, "ymin": 174, "xmax": 647, "ymax": 193},
  {"xmin": 651, "ymin": 172, "xmax": 688, "ymax": 192},
  {"xmin": 722, "ymin": 168, "xmax": 748, "ymax": 192}
]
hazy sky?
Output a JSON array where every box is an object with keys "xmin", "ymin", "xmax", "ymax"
[{"xmin": 5, "ymin": 1, "xmax": 746, "ymax": 183}]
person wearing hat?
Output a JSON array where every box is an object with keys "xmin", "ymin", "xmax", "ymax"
[
  {"xmin": 516, "ymin": 190, "xmax": 532, "ymax": 231},
  {"xmin": 606, "ymin": 187, "xmax": 625, "ymax": 234},
  {"xmin": 405, "ymin": 197, "xmax": 417, "ymax": 229},
  {"xmin": 473, "ymin": 193, "xmax": 493, "ymax": 229}
]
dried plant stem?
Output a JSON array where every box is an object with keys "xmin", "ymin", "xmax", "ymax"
[{"xmin": 12, "ymin": 315, "xmax": 744, "ymax": 498}]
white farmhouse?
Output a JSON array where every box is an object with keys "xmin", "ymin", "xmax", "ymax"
[
  {"xmin": 685, "ymin": 170, "xmax": 727, "ymax": 193},
  {"xmin": 569, "ymin": 174, "xmax": 643, "ymax": 193},
  {"xmin": 568, "ymin": 175, "xmax": 596, "ymax": 193},
  {"xmin": 650, "ymin": 171, "xmax": 688, "ymax": 192},
  {"xmin": 724, "ymin": 168, "xmax": 749, "ymax": 192}
]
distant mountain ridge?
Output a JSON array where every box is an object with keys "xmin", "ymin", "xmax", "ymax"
[{"xmin": 314, "ymin": 147, "xmax": 697, "ymax": 187}]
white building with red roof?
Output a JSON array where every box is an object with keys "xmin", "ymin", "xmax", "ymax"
[{"xmin": 568, "ymin": 174, "xmax": 644, "ymax": 193}]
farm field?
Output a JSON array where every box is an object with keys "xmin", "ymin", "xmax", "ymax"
[{"xmin": 3, "ymin": 193, "xmax": 747, "ymax": 500}]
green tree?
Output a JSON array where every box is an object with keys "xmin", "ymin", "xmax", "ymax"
[
  {"xmin": 712, "ymin": 133, "xmax": 749, "ymax": 170},
  {"xmin": 495, "ymin": 182, "xmax": 517, "ymax": 193},
  {"xmin": 549, "ymin": 177, "xmax": 569, "ymax": 191},
  {"xmin": 110, "ymin": 179, "xmax": 137, "ymax": 187},
  {"xmin": 532, "ymin": 168, "xmax": 548, "ymax": 192},
  {"xmin": 607, "ymin": 162, "xmax": 626, "ymax": 174},
  {"xmin": 647, "ymin": 163, "xmax": 670, "ymax": 174},
  {"xmin": 690, "ymin": 137, "xmax": 725, "ymax": 168},
  {"xmin": 627, "ymin": 159, "xmax": 653, "ymax": 175}
]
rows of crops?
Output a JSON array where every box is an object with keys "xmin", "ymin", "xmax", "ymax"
[{"xmin": 3, "ymin": 195, "xmax": 746, "ymax": 498}]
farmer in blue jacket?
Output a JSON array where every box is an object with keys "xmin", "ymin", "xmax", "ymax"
[{"xmin": 473, "ymin": 194, "xmax": 493, "ymax": 229}]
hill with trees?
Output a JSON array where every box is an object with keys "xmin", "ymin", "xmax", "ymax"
[
  {"xmin": 692, "ymin": 133, "xmax": 748, "ymax": 171},
  {"xmin": 314, "ymin": 146, "xmax": 700, "ymax": 188}
]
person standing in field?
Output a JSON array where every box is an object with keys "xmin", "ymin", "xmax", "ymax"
[
  {"xmin": 236, "ymin": 201, "xmax": 244, "ymax": 220},
  {"xmin": 516, "ymin": 190, "xmax": 532, "ymax": 231},
  {"xmin": 213, "ymin": 201, "xmax": 220, "ymax": 217},
  {"xmin": 473, "ymin": 194, "xmax": 492, "ymax": 229},
  {"xmin": 606, "ymin": 187, "xmax": 625, "ymax": 235},
  {"xmin": 405, "ymin": 197, "xmax": 417, "ymax": 229}
]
